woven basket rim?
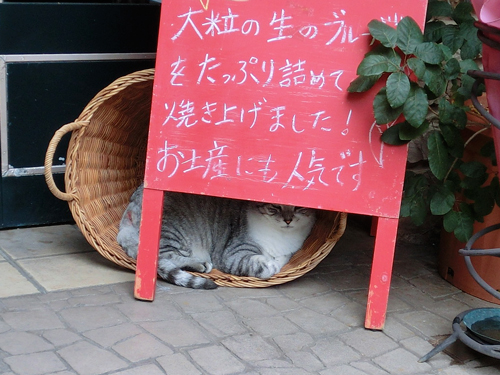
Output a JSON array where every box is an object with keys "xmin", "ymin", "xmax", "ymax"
[
  {"xmin": 65, "ymin": 69, "xmax": 156, "ymax": 271},
  {"xmin": 52, "ymin": 68, "xmax": 347, "ymax": 287}
]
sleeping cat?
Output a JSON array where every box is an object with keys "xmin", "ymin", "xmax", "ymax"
[{"xmin": 117, "ymin": 185, "xmax": 316, "ymax": 289}]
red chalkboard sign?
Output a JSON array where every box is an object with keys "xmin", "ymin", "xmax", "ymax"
[{"xmin": 135, "ymin": 0, "xmax": 428, "ymax": 330}]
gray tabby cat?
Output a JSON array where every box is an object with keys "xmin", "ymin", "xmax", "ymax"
[{"xmin": 117, "ymin": 184, "xmax": 316, "ymax": 289}]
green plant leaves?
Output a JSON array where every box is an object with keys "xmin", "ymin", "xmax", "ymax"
[
  {"xmin": 397, "ymin": 16, "xmax": 424, "ymax": 54},
  {"xmin": 444, "ymin": 58, "xmax": 460, "ymax": 80},
  {"xmin": 440, "ymin": 123, "xmax": 464, "ymax": 159},
  {"xmin": 443, "ymin": 208, "xmax": 474, "ymax": 242},
  {"xmin": 400, "ymin": 172, "xmax": 429, "ymax": 226},
  {"xmin": 430, "ymin": 184, "xmax": 455, "ymax": 215},
  {"xmin": 442, "ymin": 25, "xmax": 463, "ymax": 54},
  {"xmin": 459, "ymin": 59, "xmax": 480, "ymax": 98},
  {"xmin": 428, "ymin": 132, "xmax": 452, "ymax": 180},
  {"xmin": 357, "ymin": 55, "xmax": 399, "ymax": 76},
  {"xmin": 368, "ymin": 19, "xmax": 398, "ymax": 48},
  {"xmin": 458, "ymin": 21, "xmax": 482, "ymax": 59},
  {"xmin": 386, "ymin": 72, "xmax": 410, "ymax": 108},
  {"xmin": 381, "ymin": 123, "xmax": 410, "ymax": 145},
  {"xmin": 423, "ymin": 65, "xmax": 447, "ymax": 96},
  {"xmin": 403, "ymin": 84, "xmax": 428, "ymax": 127},
  {"xmin": 398, "ymin": 120, "xmax": 429, "ymax": 140},
  {"xmin": 373, "ymin": 88, "xmax": 403, "ymax": 124},
  {"xmin": 424, "ymin": 20, "xmax": 447, "ymax": 42},
  {"xmin": 438, "ymin": 99, "xmax": 467, "ymax": 129},
  {"xmin": 414, "ymin": 42, "xmax": 444, "ymax": 64},
  {"xmin": 347, "ymin": 11, "xmax": 491, "ymax": 244},
  {"xmin": 381, "ymin": 120, "xmax": 428, "ymax": 145},
  {"xmin": 347, "ymin": 74, "xmax": 381, "ymax": 93},
  {"xmin": 460, "ymin": 161, "xmax": 487, "ymax": 179},
  {"xmin": 426, "ymin": 0, "xmax": 453, "ymax": 19},
  {"xmin": 407, "ymin": 58, "xmax": 426, "ymax": 80},
  {"xmin": 452, "ymin": 2, "xmax": 475, "ymax": 23}
]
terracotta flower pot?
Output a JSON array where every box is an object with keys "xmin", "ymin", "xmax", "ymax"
[{"xmin": 438, "ymin": 126, "xmax": 500, "ymax": 304}]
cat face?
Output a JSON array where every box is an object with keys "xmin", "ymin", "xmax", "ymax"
[{"xmin": 256, "ymin": 203, "xmax": 316, "ymax": 229}]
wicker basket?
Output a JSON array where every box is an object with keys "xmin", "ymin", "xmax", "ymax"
[{"xmin": 44, "ymin": 68, "xmax": 347, "ymax": 287}]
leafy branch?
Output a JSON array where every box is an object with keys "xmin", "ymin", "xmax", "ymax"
[{"xmin": 348, "ymin": 0, "xmax": 498, "ymax": 242}]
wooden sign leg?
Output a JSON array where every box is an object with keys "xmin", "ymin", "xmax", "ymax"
[
  {"xmin": 364, "ymin": 216, "xmax": 399, "ymax": 330},
  {"xmin": 134, "ymin": 188, "xmax": 164, "ymax": 301}
]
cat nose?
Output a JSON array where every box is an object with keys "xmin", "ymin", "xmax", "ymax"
[{"xmin": 284, "ymin": 219, "xmax": 292, "ymax": 225}]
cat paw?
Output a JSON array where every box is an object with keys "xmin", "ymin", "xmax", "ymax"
[
  {"xmin": 184, "ymin": 262, "xmax": 213, "ymax": 274},
  {"xmin": 249, "ymin": 255, "xmax": 281, "ymax": 279}
]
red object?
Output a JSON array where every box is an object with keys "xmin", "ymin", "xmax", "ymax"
[{"xmin": 135, "ymin": 0, "xmax": 428, "ymax": 330}]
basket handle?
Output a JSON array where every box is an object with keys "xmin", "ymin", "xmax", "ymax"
[{"xmin": 44, "ymin": 121, "xmax": 86, "ymax": 201}]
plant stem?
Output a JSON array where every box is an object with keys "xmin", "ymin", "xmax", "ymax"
[{"xmin": 443, "ymin": 126, "xmax": 490, "ymax": 182}]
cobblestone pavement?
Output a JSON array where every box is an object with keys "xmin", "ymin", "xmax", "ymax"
[{"xmin": 1, "ymin": 216, "xmax": 499, "ymax": 375}]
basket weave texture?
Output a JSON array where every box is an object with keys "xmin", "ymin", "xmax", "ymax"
[{"xmin": 45, "ymin": 69, "xmax": 347, "ymax": 288}]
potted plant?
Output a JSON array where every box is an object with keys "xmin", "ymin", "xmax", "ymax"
[
  {"xmin": 348, "ymin": 0, "xmax": 496, "ymax": 243},
  {"xmin": 348, "ymin": 0, "xmax": 500, "ymax": 301}
]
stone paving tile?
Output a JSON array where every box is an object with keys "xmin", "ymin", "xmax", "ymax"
[
  {"xmin": 1, "ymin": 295, "xmax": 47, "ymax": 311},
  {"xmin": 157, "ymin": 352, "xmax": 202, "ymax": 375},
  {"xmin": 112, "ymin": 332, "xmax": 173, "ymax": 362},
  {"xmin": 327, "ymin": 301, "xmax": 366, "ymax": 328},
  {"xmin": 351, "ymin": 361, "xmax": 390, "ymax": 375},
  {"xmin": 273, "ymin": 332, "xmax": 315, "ymax": 352},
  {"xmin": 311, "ymin": 338, "xmax": 361, "ymax": 366},
  {"xmin": 2, "ymin": 219, "xmax": 500, "ymax": 375},
  {"xmin": 277, "ymin": 277, "xmax": 332, "ymax": 300},
  {"xmin": 170, "ymin": 292, "xmax": 225, "ymax": 313},
  {"xmin": 222, "ymin": 333, "xmax": 281, "ymax": 361},
  {"xmin": 409, "ymin": 274, "xmax": 462, "ymax": 299},
  {"xmin": 298, "ymin": 291, "xmax": 351, "ymax": 314},
  {"xmin": 286, "ymin": 350, "xmax": 325, "ymax": 372},
  {"xmin": 42, "ymin": 328, "xmax": 82, "ymax": 346},
  {"xmin": 83, "ymin": 323, "xmax": 143, "ymax": 347},
  {"xmin": 381, "ymin": 316, "xmax": 417, "ymax": 342},
  {"xmin": 258, "ymin": 368, "xmax": 313, "ymax": 375},
  {"xmin": 394, "ymin": 310, "xmax": 452, "ymax": 337},
  {"xmin": 0, "ymin": 332, "xmax": 53, "ymax": 355},
  {"xmin": 422, "ymin": 297, "xmax": 476, "ymax": 321},
  {"xmin": 285, "ymin": 308, "xmax": 348, "ymax": 335},
  {"xmin": 400, "ymin": 335, "xmax": 451, "ymax": 369},
  {"xmin": 189, "ymin": 345, "xmax": 246, "ymax": 374},
  {"xmin": 67, "ymin": 292, "xmax": 123, "ymax": 307},
  {"xmin": 115, "ymin": 297, "xmax": 183, "ymax": 322},
  {"xmin": 264, "ymin": 296, "xmax": 302, "ymax": 312},
  {"xmin": 373, "ymin": 348, "xmax": 433, "ymax": 374},
  {"xmin": 225, "ymin": 298, "xmax": 280, "ymax": 318},
  {"xmin": 339, "ymin": 328, "xmax": 399, "ymax": 357},
  {"xmin": 244, "ymin": 315, "xmax": 300, "ymax": 337},
  {"xmin": 59, "ymin": 305, "xmax": 128, "ymax": 332},
  {"xmin": 253, "ymin": 359, "xmax": 294, "ymax": 368},
  {"xmin": 4, "ymin": 351, "xmax": 67, "ymax": 375},
  {"xmin": 191, "ymin": 310, "xmax": 248, "ymax": 338},
  {"xmin": 319, "ymin": 365, "xmax": 369, "ymax": 375},
  {"xmin": 141, "ymin": 319, "xmax": 211, "ymax": 347},
  {"xmin": 214, "ymin": 285, "xmax": 282, "ymax": 301},
  {"xmin": 110, "ymin": 364, "xmax": 166, "ymax": 375},
  {"xmin": 57, "ymin": 341, "xmax": 128, "ymax": 375},
  {"xmin": 2, "ymin": 309, "xmax": 65, "ymax": 331},
  {"xmin": 0, "ymin": 262, "xmax": 39, "ymax": 298}
]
